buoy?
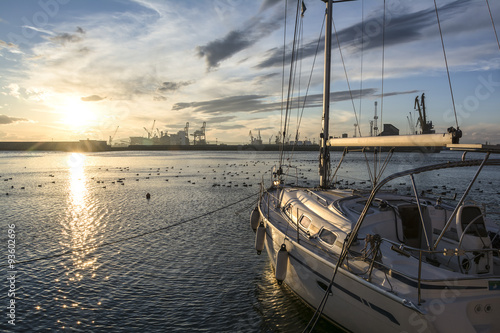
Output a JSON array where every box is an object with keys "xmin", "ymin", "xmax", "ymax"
[
  {"xmin": 250, "ymin": 206, "xmax": 260, "ymax": 232},
  {"xmin": 275, "ymin": 244, "xmax": 288, "ymax": 285},
  {"xmin": 146, "ymin": 193, "xmax": 151, "ymax": 200},
  {"xmin": 255, "ymin": 222, "xmax": 266, "ymax": 255}
]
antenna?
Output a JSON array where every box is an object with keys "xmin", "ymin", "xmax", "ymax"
[{"xmin": 373, "ymin": 101, "xmax": 378, "ymax": 136}]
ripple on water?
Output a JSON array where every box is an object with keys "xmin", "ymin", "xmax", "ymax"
[{"xmin": 2, "ymin": 150, "xmax": 496, "ymax": 332}]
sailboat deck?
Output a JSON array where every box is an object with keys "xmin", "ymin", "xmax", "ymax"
[{"xmin": 260, "ymin": 186, "xmax": 500, "ymax": 285}]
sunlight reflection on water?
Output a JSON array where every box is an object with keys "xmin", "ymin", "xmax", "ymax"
[
  {"xmin": 63, "ymin": 153, "xmax": 99, "ymax": 281},
  {"xmin": 1, "ymin": 150, "xmax": 497, "ymax": 332}
]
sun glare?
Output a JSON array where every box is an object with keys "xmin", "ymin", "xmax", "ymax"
[{"xmin": 62, "ymin": 100, "xmax": 97, "ymax": 128}]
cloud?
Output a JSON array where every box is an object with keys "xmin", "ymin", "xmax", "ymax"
[
  {"xmin": 214, "ymin": 124, "xmax": 246, "ymax": 130},
  {"xmin": 0, "ymin": 39, "xmax": 22, "ymax": 55},
  {"xmin": 172, "ymin": 88, "xmax": 379, "ymax": 115},
  {"xmin": 0, "ymin": 114, "xmax": 29, "ymax": 125},
  {"xmin": 157, "ymin": 81, "xmax": 192, "ymax": 93},
  {"xmin": 0, "ymin": 40, "xmax": 18, "ymax": 50},
  {"xmin": 6, "ymin": 84, "xmax": 21, "ymax": 98},
  {"xmin": 172, "ymin": 95, "xmax": 272, "ymax": 114},
  {"xmin": 22, "ymin": 25, "xmax": 54, "ymax": 35},
  {"xmin": 256, "ymin": 0, "xmax": 471, "ymax": 69},
  {"xmin": 374, "ymin": 90, "xmax": 419, "ymax": 98},
  {"xmin": 49, "ymin": 33, "xmax": 82, "ymax": 45},
  {"xmin": 338, "ymin": 0, "xmax": 469, "ymax": 51},
  {"xmin": 207, "ymin": 115, "xmax": 237, "ymax": 123},
  {"xmin": 81, "ymin": 95, "xmax": 105, "ymax": 102},
  {"xmin": 47, "ymin": 26, "xmax": 86, "ymax": 45},
  {"xmin": 259, "ymin": 0, "xmax": 282, "ymax": 12},
  {"xmin": 196, "ymin": 9, "xmax": 282, "ymax": 69}
]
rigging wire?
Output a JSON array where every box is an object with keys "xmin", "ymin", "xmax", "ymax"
[
  {"xmin": 1, "ymin": 192, "xmax": 259, "ymax": 268},
  {"xmin": 280, "ymin": 0, "xmax": 289, "ymax": 157},
  {"xmin": 379, "ymin": 0, "xmax": 386, "ymax": 137},
  {"xmin": 285, "ymin": 5, "xmax": 309, "ymax": 177},
  {"xmin": 485, "ymin": 0, "xmax": 500, "ymax": 51},
  {"xmin": 433, "ymin": 0, "xmax": 459, "ymax": 130},
  {"xmin": 279, "ymin": 0, "xmax": 303, "ymax": 185},
  {"xmin": 332, "ymin": 18, "xmax": 361, "ymax": 137},
  {"xmin": 292, "ymin": 8, "xmax": 326, "ymax": 165},
  {"xmin": 302, "ymin": 238, "xmax": 348, "ymax": 333},
  {"xmin": 358, "ymin": 0, "xmax": 365, "ymax": 137},
  {"xmin": 279, "ymin": 0, "xmax": 303, "ymax": 171}
]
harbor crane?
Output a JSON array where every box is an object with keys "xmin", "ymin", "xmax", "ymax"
[
  {"xmin": 249, "ymin": 130, "xmax": 262, "ymax": 145},
  {"xmin": 108, "ymin": 126, "xmax": 119, "ymax": 146},
  {"xmin": 192, "ymin": 122, "xmax": 207, "ymax": 145},
  {"xmin": 414, "ymin": 93, "xmax": 434, "ymax": 134},
  {"xmin": 143, "ymin": 120, "xmax": 156, "ymax": 139}
]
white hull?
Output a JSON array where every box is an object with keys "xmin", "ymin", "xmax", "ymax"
[{"xmin": 257, "ymin": 186, "xmax": 500, "ymax": 333}]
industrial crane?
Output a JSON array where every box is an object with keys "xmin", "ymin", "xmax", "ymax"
[
  {"xmin": 414, "ymin": 93, "xmax": 434, "ymax": 134},
  {"xmin": 192, "ymin": 122, "xmax": 206, "ymax": 145},
  {"xmin": 108, "ymin": 126, "xmax": 119, "ymax": 146},
  {"xmin": 143, "ymin": 120, "xmax": 156, "ymax": 139}
]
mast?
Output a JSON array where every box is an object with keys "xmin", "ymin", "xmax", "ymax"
[
  {"xmin": 319, "ymin": 0, "xmax": 354, "ymax": 188},
  {"xmin": 319, "ymin": 0, "xmax": 333, "ymax": 189}
]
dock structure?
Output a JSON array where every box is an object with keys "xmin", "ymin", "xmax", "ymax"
[
  {"xmin": 0, "ymin": 141, "xmax": 320, "ymax": 152},
  {"xmin": 0, "ymin": 140, "xmax": 108, "ymax": 152}
]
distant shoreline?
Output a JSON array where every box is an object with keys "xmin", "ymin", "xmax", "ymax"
[
  {"xmin": 0, "ymin": 141, "xmax": 449, "ymax": 153},
  {"xmin": 0, "ymin": 141, "xmax": 320, "ymax": 152}
]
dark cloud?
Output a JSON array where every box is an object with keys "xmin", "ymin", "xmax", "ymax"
[
  {"xmin": 0, "ymin": 114, "xmax": 29, "ymax": 125},
  {"xmin": 172, "ymin": 88, "xmax": 379, "ymax": 115},
  {"xmin": 259, "ymin": 0, "xmax": 282, "ymax": 12},
  {"xmin": 49, "ymin": 27, "xmax": 86, "ymax": 45},
  {"xmin": 207, "ymin": 115, "xmax": 237, "ymax": 123},
  {"xmin": 157, "ymin": 81, "xmax": 192, "ymax": 93},
  {"xmin": 214, "ymin": 124, "xmax": 246, "ymax": 130},
  {"xmin": 197, "ymin": 11, "xmax": 283, "ymax": 69},
  {"xmin": 50, "ymin": 32, "xmax": 83, "ymax": 45},
  {"xmin": 81, "ymin": 95, "xmax": 105, "ymax": 102},
  {"xmin": 253, "ymin": 72, "xmax": 281, "ymax": 84},
  {"xmin": 374, "ymin": 90, "xmax": 419, "ymax": 98},
  {"xmin": 337, "ymin": 0, "xmax": 469, "ymax": 51},
  {"xmin": 288, "ymin": 88, "xmax": 378, "ymax": 111},
  {"xmin": 256, "ymin": 41, "xmax": 319, "ymax": 69},
  {"xmin": 173, "ymin": 95, "xmax": 272, "ymax": 114},
  {"xmin": 256, "ymin": 0, "xmax": 470, "ymax": 69}
]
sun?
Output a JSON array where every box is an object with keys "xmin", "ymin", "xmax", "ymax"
[{"xmin": 61, "ymin": 100, "xmax": 97, "ymax": 128}]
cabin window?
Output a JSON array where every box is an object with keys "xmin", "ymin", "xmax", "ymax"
[
  {"xmin": 299, "ymin": 215, "xmax": 312, "ymax": 229},
  {"xmin": 399, "ymin": 205, "xmax": 423, "ymax": 248},
  {"xmin": 461, "ymin": 206, "xmax": 488, "ymax": 237},
  {"xmin": 319, "ymin": 229, "xmax": 337, "ymax": 246},
  {"xmin": 308, "ymin": 223, "xmax": 320, "ymax": 236}
]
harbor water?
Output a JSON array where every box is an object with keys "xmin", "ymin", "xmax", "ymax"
[{"xmin": 0, "ymin": 149, "xmax": 498, "ymax": 332}]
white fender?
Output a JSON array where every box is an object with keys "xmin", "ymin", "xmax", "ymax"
[
  {"xmin": 250, "ymin": 206, "xmax": 260, "ymax": 232},
  {"xmin": 255, "ymin": 222, "xmax": 266, "ymax": 255},
  {"xmin": 275, "ymin": 244, "xmax": 288, "ymax": 285}
]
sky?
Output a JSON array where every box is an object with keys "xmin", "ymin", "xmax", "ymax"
[{"xmin": 0, "ymin": 0, "xmax": 499, "ymax": 145}]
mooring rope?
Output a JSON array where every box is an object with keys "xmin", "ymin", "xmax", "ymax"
[{"xmin": 1, "ymin": 192, "xmax": 258, "ymax": 267}]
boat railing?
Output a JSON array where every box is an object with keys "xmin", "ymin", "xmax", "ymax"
[
  {"xmin": 363, "ymin": 236, "xmax": 500, "ymax": 305},
  {"xmin": 305, "ymin": 189, "xmax": 329, "ymax": 207},
  {"xmin": 269, "ymin": 164, "xmax": 304, "ymax": 187}
]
